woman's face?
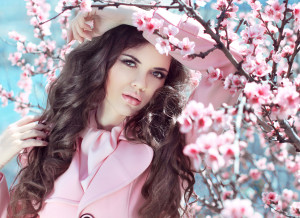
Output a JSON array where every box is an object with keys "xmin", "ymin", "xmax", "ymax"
[{"xmin": 103, "ymin": 43, "xmax": 172, "ymax": 122}]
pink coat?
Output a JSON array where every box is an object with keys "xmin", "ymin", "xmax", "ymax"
[{"xmin": 0, "ymin": 8, "xmax": 241, "ymax": 218}]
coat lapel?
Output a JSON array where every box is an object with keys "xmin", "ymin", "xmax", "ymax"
[{"xmin": 77, "ymin": 140, "xmax": 153, "ymax": 214}]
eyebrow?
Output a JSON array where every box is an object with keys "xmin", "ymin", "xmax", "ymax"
[{"xmin": 122, "ymin": 54, "xmax": 169, "ymax": 73}]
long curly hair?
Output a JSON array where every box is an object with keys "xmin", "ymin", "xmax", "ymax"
[{"xmin": 9, "ymin": 25, "xmax": 195, "ymax": 218}]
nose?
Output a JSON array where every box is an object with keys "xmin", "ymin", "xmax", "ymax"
[{"xmin": 131, "ymin": 73, "xmax": 146, "ymax": 92}]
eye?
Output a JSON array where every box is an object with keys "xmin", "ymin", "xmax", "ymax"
[
  {"xmin": 152, "ymin": 71, "xmax": 166, "ymax": 79},
  {"xmin": 121, "ymin": 59, "xmax": 136, "ymax": 68}
]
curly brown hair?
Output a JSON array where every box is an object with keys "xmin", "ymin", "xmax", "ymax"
[{"xmin": 9, "ymin": 25, "xmax": 195, "ymax": 218}]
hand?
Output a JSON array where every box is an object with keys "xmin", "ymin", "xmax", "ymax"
[
  {"xmin": 0, "ymin": 116, "xmax": 48, "ymax": 170},
  {"xmin": 67, "ymin": 6, "xmax": 142, "ymax": 43}
]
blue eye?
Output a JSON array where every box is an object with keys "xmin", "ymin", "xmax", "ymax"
[
  {"xmin": 121, "ymin": 59, "xmax": 136, "ymax": 67},
  {"xmin": 152, "ymin": 71, "xmax": 166, "ymax": 79}
]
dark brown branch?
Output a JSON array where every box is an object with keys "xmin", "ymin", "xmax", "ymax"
[
  {"xmin": 279, "ymin": 119, "xmax": 300, "ymax": 151},
  {"xmin": 173, "ymin": 0, "xmax": 251, "ymax": 81}
]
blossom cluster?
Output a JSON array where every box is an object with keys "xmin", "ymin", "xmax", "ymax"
[{"xmin": 132, "ymin": 11, "xmax": 196, "ymax": 57}]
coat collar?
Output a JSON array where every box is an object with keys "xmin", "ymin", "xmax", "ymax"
[
  {"xmin": 77, "ymin": 140, "xmax": 153, "ymax": 214},
  {"xmin": 44, "ymin": 137, "xmax": 153, "ymax": 214}
]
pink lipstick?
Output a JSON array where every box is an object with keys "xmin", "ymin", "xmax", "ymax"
[{"xmin": 122, "ymin": 94, "xmax": 141, "ymax": 106}]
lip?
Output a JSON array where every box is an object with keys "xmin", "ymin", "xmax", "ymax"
[{"xmin": 122, "ymin": 93, "xmax": 142, "ymax": 106}]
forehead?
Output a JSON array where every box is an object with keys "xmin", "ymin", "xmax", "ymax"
[{"xmin": 122, "ymin": 43, "xmax": 172, "ymax": 70}]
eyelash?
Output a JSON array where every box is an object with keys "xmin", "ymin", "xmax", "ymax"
[
  {"xmin": 121, "ymin": 59, "xmax": 166, "ymax": 79},
  {"xmin": 121, "ymin": 59, "xmax": 136, "ymax": 68}
]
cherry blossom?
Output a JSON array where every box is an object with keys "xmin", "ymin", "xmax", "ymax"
[
  {"xmin": 155, "ymin": 37, "xmax": 171, "ymax": 55},
  {"xmin": 262, "ymin": 192, "xmax": 279, "ymax": 205},
  {"xmin": 249, "ymin": 169, "xmax": 262, "ymax": 181},
  {"xmin": 290, "ymin": 202, "xmax": 300, "ymax": 217},
  {"xmin": 264, "ymin": 0, "xmax": 285, "ymax": 23},
  {"xmin": 80, "ymin": 0, "xmax": 92, "ymax": 12},
  {"xmin": 183, "ymin": 143, "xmax": 202, "ymax": 170},
  {"xmin": 162, "ymin": 25, "xmax": 179, "ymax": 37},
  {"xmin": 8, "ymin": 31, "xmax": 26, "ymax": 42},
  {"xmin": 221, "ymin": 198, "xmax": 258, "ymax": 218},
  {"xmin": 8, "ymin": 52, "xmax": 22, "ymax": 66},
  {"xmin": 177, "ymin": 37, "xmax": 195, "ymax": 56},
  {"xmin": 223, "ymin": 73, "xmax": 247, "ymax": 94},
  {"xmin": 206, "ymin": 67, "xmax": 223, "ymax": 84}
]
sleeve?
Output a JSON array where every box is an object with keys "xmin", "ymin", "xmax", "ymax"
[
  {"xmin": 142, "ymin": 8, "xmax": 243, "ymax": 108},
  {"xmin": 0, "ymin": 172, "xmax": 9, "ymax": 218}
]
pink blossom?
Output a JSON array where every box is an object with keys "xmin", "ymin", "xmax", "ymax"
[
  {"xmin": 144, "ymin": 18, "xmax": 164, "ymax": 34},
  {"xmin": 273, "ymin": 85, "xmax": 300, "ymax": 119},
  {"xmin": 196, "ymin": 132, "xmax": 218, "ymax": 153},
  {"xmin": 249, "ymin": 0, "xmax": 262, "ymax": 11},
  {"xmin": 221, "ymin": 198, "xmax": 256, "ymax": 218},
  {"xmin": 222, "ymin": 190, "xmax": 233, "ymax": 200},
  {"xmin": 224, "ymin": 73, "xmax": 247, "ymax": 94},
  {"xmin": 30, "ymin": 16, "xmax": 39, "ymax": 26},
  {"xmin": 185, "ymin": 100, "xmax": 205, "ymax": 121},
  {"xmin": 256, "ymin": 158, "xmax": 267, "ymax": 170},
  {"xmin": 196, "ymin": 116, "xmax": 213, "ymax": 132},
  {"xmin": 189, "ymin": 70, "xmax": 202, "ymax": 89},
  {"xmin": 219, "ymin": 144, "xmax": 237, "ymax": 162},
  {"xmin": 249, "ymin": 169, "xmax": 262, "ymax": 180},
  {"xmin": 195, "ymin": 0, "xmax": 209, "ymax": 8},
  {"xmin": 26, "ymin": 42, "xmax": 37, "ymax": 53},
  {"xmin": 8, "ymin": 52, "xmax": 22, "ymax": 66},
  {"xmin": 272, "ymin": 51, "xmax": 282, "ymax": 63},
  {"xmin": 206, "ymin": 149, "xmax": 225, "ymax": 171},
  {"xmin": 206, "ymin": 67, "xmax": 223, "ymax": 84},
  {"xmin": 183, "ymin": 143, "xmax": 202, "ymax": 170},
  {"xmin": 132, "ymin": 11, "xmax": 153, "ymax": 31},
  {"xmin": 162, "ymin": 25, "xmax": 179, "ymax": 37},
  {"xmin": 282, "ymin": 189, "xmax": 294, "ymax": 203},
  {"xmin": 8, "ymin": 31, "xmax": 26, "ymax": 42},
  {"xmin": 177, "ymin": 37, "xmax": 195, "ymax": 56},
  {"xmin": 294, "ymin": 3, "xmax": 300, "ymax": 20},
  {"xmin": 17, "ymin": 42, "xmax": 25, "ymax": 52},
  {"xmin": 262, "ymin": 192, "xmax": 279, "ymax": 205},
  {"xmin": 168, "ymin": 35, "xmax": 180, "ymax": 47},
  {"xmin": 237, "ymin": 174, "xmax": 249, "ymax": 184},
  {"xmin": 265, "ymin": 0, "xmax": 285, "ymax": 22},
  {"xmin": 80, "ymin": 0, "xmax": 92, "ymax": 13},
  {"xmin": 178, "ymin": 113, "xmax": 193, "ymax": 133},
  {"xmin": 241, "ymin": 24, "xmax": 265, "ymax": 45},
  {"xmin": 0, "ymin": 87, "xmax": 13, "ymax": 107},
  {"xmin": 14, "ymin": 92, "xmax": 30, "ymax": 117},
  {"xmin": 132, "ymin": 11, "xmax": 163, "ymax": 34},
  {"xmin": 244, "ymin": 82, "xmax": 272, "ymax": 105},
  {"xmin": 155, "ymin": 37, "xmax": 171, "ymax": 55},
  {"xmin": 281, "ymin": 45, "xmax": 294, "ymax": 57},
  {"xmin": 18, "ymin": 74, "xmax": 32, "ymax": 92},
  {"xmin": 212, "ymin": 110, "xmax": 232, "ymax": 131},
  {"xmin": 290, "ymin": 202, "xmax": 300, "ymax": 217}
]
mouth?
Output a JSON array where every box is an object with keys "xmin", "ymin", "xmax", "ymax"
[{"xmin": 122, "ymin": 94, "xmax": 142, "ymax": 106}]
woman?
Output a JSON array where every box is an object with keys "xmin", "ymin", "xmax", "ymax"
[{"xmin": 0, "ymin": 5, "xmax": 241, "ymax": 218}]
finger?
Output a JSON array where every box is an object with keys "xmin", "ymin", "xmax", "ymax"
[
  {"xmin": 17, "ymin": 122, "xmax": 48, "ymax": 133},
  {"xmin": 75, "ymin": 23, "xmax": 92, "ymax": 41},
  {"xmin": 72, "ymin": 27, "xmax": 84, "ymax": 43},
  {"xmin": 78, "ymin": 20, "xmax": 93, "ymax": 32},
  {"xmin": 21, "ymin": 139, "xmax": 48, "ymax": 149},
  {"xmin": 19, "ymin": 129, "xmax": 48, "ymax": 141},
  {"xmin": 14, "ymin": 115, "xmax": 41, "ymax": 127}
]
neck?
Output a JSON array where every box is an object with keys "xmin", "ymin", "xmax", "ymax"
[{"xmin": 96, "ymin": 100, "xmax": 126, "ymax": 131}]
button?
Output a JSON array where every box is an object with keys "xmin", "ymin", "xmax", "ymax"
[{"xmin": 80, "ymin": 213, "xmax": 94, "ymax": 218}]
